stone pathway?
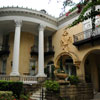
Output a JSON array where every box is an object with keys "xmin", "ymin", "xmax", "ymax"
[
  {"xmin": 92, "ymin": 92, "xmax": 100, "ymax": 100},
  {"xmin": 30, "ymin": 87, "xmax": 46, "ymax": 100}
]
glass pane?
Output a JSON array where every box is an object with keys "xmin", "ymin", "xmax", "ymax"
[{"xmin": 2, "ymin": 60, "xmax": 6, "ymax": 74}]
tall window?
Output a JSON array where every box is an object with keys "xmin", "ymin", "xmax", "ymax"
[
  {"xmin": 29, "ymin": 59, "xmax": 37, "ymax": 76},
  {"xmin": 3, "ymin": 34, "xmax": 9, "ymax": 45},
  {"xmin": 65, "ymin": 59, "xmax": 76, "ymax": 76},
  {"xmin": 1, "ymin": 59, "xmax": 7, "ymax": 75},
  {"xmin": 34, "ymin": 36, "xmax": 38, "ymax": 52},
  {"xmin": 48, "ymin": 36, "xmax": 52, "ymax": 51},
  {"xmin": 83, "ymin": 21, "xmax": 92, "ymax": 39}
]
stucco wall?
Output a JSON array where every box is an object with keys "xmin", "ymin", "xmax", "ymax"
[
  {"xmin": 52, "ymin": 22, "xmax": 100, "ymax": 82},
  {"xmin": 6, "ymin": 32, "xmax": 14, "ymax": 75},
  {"xmin": 52, "ymin": 23, "xmax": 84, "ymax": 78},
  {"xmin": 52, "ymin": 23, "xmax": 83, "ymax": 63},
  {"xmin": 6, "ymin": 32, "xmax": 34, "ymax": 75}
]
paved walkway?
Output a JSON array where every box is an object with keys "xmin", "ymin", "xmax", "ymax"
[
  {"xmin": 30, "ymin": 87, "xmax": 46, "ymax": 100},
  {"xmin": 92, "ymin": 92, "xmax": 100, "ymax": 100}
]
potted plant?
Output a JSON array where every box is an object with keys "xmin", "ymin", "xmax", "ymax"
[
  {"xmin": 31, "ymin": 65, "xmax": 35, "ymax": 70},
  {"xmin": 55, "ymin": 56, "xmax": 68, "ymax": 80},
  {"xmin": 68, "ymin": 75, "xmax": 79, "ymax": 85},
  {"xmin": 44, "ymin": 80, "xmax": 60, "ymax": 92},
  {"xmin": 44, "ymin": 80, "xmax": 60, "ymax": 100}
]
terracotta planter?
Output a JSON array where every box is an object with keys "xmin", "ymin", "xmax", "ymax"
[{"xmin": 56, "ymin": 73, "xmax": 68, "ymax": 80}]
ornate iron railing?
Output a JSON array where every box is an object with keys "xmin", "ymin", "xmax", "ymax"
[
  {"xmin": 73, "ymin": 27, "xmax": 100, "ymax": 42},
  {"xmin": 0, "ymin": 44, "xmax": 9, "ymax": 51},
  {"xmin": 45, "ymin": 46, "xmax": 54, "ymax": 52},
  {"xmin": 31, "ymin": 45, "xmax": 38, "ymax": 52},
  {"xmin": 31, "ymin": 45, "xmax": 54, "ymax": 56}
]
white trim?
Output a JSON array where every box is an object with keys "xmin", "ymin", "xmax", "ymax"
[{"xmin": 0, "ymin": 16, "xmax": 57, "ymax": 30}]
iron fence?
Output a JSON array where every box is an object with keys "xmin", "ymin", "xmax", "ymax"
[{"xmin": 73, "ymin": 27, "xmax": 100, "ymax": 42}]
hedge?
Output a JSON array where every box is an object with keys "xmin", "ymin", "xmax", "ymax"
[{"xmin": 0, "ymin": 81, "xmax": 23, "ymax": 99}]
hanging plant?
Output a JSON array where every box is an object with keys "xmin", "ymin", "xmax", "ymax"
[
  {"xmin": 77, "ymin": 3, "xmax": 83, "ymax": 13},
  {"xmin": 65, "ymin": 0, "xmax": 89, "ymax": 17},
  {"xmin": 66, "ymin": 11, "xmax": 71, "ymax": 16}
]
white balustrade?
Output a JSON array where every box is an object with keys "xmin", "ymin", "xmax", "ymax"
[
  {"xmin": 19, "ymin": 75, "xmax": 37, "ymax": 84},
  {"xmin": 0, "ymin": 75, "xmax": 10, "ymax": 81},
  {"xmin": 0, "ymin": 75, "xmax": 38, "ymax": 84}
]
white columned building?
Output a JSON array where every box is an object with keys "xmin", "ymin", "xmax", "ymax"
[
  {"xmin": 10, "ymin": 20, "xmax": 22, "ymax": 76},
  {"xmin": 37, "ymin": 24, "xmax": 46, "ymax": 77}
]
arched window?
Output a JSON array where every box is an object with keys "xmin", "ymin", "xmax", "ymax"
[{"xmin": 65, "ymin": 58, "xmax": 76, "ymax": 76}]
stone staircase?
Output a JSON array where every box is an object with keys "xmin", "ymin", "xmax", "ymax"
[
  {"xmin": 30, "ymin": 87, "xmax": 46, "ymax": 100},
  {"xmin": 91, "ymin": 92, "xmax": 100, "ymax": 100}
]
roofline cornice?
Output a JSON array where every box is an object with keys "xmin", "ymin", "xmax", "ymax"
[
  {"xmin": 0, "ymin": 7, "xmax": 80, "ymax": 29},
  {"xmin": 0, "ymin": 7, "xmax": 57, "ymax": 22}
]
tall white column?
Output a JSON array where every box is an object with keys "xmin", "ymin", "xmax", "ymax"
[
  {"xmin": 37, "ymin": 24, "xmax": 46, "ymax": 77},
  {"xmin": 10, "ymin": 20, "xmax": 22, "ymax": 76}
]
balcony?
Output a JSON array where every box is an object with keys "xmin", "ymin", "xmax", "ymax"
[
  {"xmin": 73, "ymin": 27, "xmax": 100, "ymax": 47},
  {"xmin": 0, "ymin": 44, "xmax": 10, "ymax": 56},
  {"xmin": 30, "ymin": 45, "xmax": 38, "ymax": 56},
  {"xmin": 44, "ymin": 46, "xmax": 55, "ymax": 57},
  {"xmin": 30, "ymin": 45, "xmax": 55, "ymax": 57}
]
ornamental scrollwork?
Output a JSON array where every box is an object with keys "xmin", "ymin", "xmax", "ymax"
[{"xmin": 60, "ymin": 30, "xmax": 72, "ymax": 52}]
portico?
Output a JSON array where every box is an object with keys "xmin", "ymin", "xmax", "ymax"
[{"xmin": 0, "ymin": 7, "xmax": 57, "ymax": 78}]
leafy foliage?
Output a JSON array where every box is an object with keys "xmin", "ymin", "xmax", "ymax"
[
  {"xmin": 63, "ymin": 0, "xmax": 75, "ymax": 8},
  {"xmin": 44, "ymin": 80, "xmax": 60, "ymax": 92},
  {"xmin": 0, "ymin": 91, "xmax": 16, "ymax": 100},
  {"xmin": 0, "ymin": 81, "xmax": 23, "ymax": 99},
  {"xmin": 68, "ymin": 75, "xmax": 79, "ymax": 85},
  {"xmin": 68, "ymin": 0, "xmax": 100, "ymax": 28},
  {"xmin": 20, "ymin": 93, "xmax": 30, "ymax": 100}
]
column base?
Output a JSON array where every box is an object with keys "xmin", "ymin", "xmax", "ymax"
[
  {"xmin": 36, "ymin": 73, "xmax": 47, "ymax": 77},
  {"xmin": 10, "ymin": 72, "xmax": 20, "ymax": 76}
]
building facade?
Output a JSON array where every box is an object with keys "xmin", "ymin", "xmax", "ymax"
[{"xmin": 0, "ymin": 7, "xmax": 100, "ymax": 92}]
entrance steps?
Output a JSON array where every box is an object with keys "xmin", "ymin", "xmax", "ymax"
[
  {"xmin": 30, "ymin": 87, "xmax": 46, "ymax": 100},
  {"xmin": 91, "ymin": 92, "xmax": 100, "ymax": 100}
]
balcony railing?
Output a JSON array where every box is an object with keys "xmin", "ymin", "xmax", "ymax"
[
  {"xmin": 0, "ymin": 44, "xmax": 10, "ymax": 56},
  {"xmin": 0, "ymin": 75, "xmax": 10, "ymax": 81},
  {"xmin": 44, "ymin": 46, "xmax": 55, "ymax": 57},
  {"xmin": 30, "ymin": 45, "xmax": 55, "ymax": 57},
  {"xmin": 0, "ymin": 75, "xmax": 38, "ymax": 84},
  {"xmin": 20, "ymin": 75, "xmax": 37, "ymax": 84},
  {"xmin": 30, "ymin": 45, "xmax": 38, "ymax": 56},
  {"xmin": 73, "ymin": 27, "xmax": 100, "ymax": 46}
]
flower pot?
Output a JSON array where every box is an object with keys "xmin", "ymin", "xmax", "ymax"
[{"xmin": 56, "ymin": 73, "xmax": 68, "ymax": 80}]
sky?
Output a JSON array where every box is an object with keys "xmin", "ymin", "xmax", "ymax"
[{"xmin": 0, "ymin": 0, "xmax": 80, "ymax": 17}]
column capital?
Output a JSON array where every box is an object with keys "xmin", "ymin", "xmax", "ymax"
[
  {"xmin": 14, "ymin": 20, "xmax": 22, "ymax": 27},
  {"xmin": 39, "ymin": 24, "xmax": 46, "ymax": 31}
]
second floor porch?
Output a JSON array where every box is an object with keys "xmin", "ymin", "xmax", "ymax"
[
  {"xmin": 30, "ymin": 45, "xmax": 55, "ymax": 57},
  {"xmin": 73, "ymin": 27, "xmax": 100, "ymax": 47},
  {"xmin": 0, "ymin": 44, "xmax": 10, "ymax": 56}
]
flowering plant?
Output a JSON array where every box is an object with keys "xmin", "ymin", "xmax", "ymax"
[{"xmin": 0, "ymin": 95, "xmax": 16, "ymax": 100}]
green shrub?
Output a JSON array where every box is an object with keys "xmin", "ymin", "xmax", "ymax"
[
  {"xmin": 0, "ymin": 91, "xmax": 12, "ymax": 96},
  {"xmin": 0, "ymin": 91, "xmax": 16, "ymax": 100},
  {"xmin": 20, "ymin": 94, "xmax": 30, "ymax": 100},
  {"xmin": 44, "ymin": 80, "xmax": 60, "ymax": 92},
  {"xmin": 0, "ymin": 81, "xmax": 23, "ymax": 99},
  {"xmin": 68, "ymin": 75, "xmax": 79, "ymax": 85}
]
